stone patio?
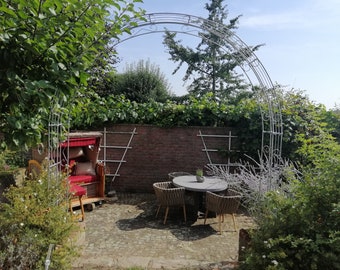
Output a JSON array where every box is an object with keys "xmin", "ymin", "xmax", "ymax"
[{"xmin": 72, "ymin": 192, "xmax": 254, "ymax": 270}]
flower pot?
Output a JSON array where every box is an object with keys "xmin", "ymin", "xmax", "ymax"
[{"xmin": 196, "ymin": 175, "xmax": 204, "ymax": 182}]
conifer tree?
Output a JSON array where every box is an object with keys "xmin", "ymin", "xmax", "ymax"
[{"xmin": 163, "ymin": 0, "xmax": 262, "ymax": 101}]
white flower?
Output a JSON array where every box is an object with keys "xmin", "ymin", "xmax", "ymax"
[
  {"xmin": 262, "ymin": 255, "xmax": 266, "ymax": 258},
  {"xmin": 20, "ymin": 223, "xmax": 24, "ymax": 227}
]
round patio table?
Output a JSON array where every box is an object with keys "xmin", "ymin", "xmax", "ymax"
[
  {"xmin": 172, "ymin": 175, "xmax": 228, "ymax": 192},
  {"xmin": 173, "ymin": 175, "xmax": 228, "ymax": 216}
]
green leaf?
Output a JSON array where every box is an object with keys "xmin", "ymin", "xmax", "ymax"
[{"xmin": 0, "ymin": 6, "xmax": 16, "ymax": 16}]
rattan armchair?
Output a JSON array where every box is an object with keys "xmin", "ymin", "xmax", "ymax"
[
  {"xmin": 168, "ymin": 171, "xmax": 192, "ymax": 181},
  {"xmin": 204, "ymin": 189, "xmax": 241, "ymax": 234},
  {"xmin": 153, "ymin": 181, "xmax": 187, "ymax": 224}
]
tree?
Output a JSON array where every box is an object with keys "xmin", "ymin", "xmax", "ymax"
[
  {"xmin": 163, "ymin": 0, "xmax": 261, "ymax": 101},
  {"xmin": 0, "ymin": 0, "xmax": 144, "ymax": 148},
  {"xmin": 102, "ymin": 59, "xmax": 173, "ymax": 103}
]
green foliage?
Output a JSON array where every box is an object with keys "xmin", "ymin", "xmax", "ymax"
[
  {"xmin": 0, "ymin": 146, "xmax": 29, "ymax": 170},
  {"xmin": 240, "ymin": 133, "xmax": 340, "ymax": 270},
  {"xmin": 162, "ymin": 0, "xmax": 261, "ymax": 101},
  {"xmin": 68, "ymin": 91, "xmax": 263, "ymax": 160},
  {"xmin": 0, "ymin": 149, "xmax": 19, "ymax": 173},
  {"xmin": 98, "ymin": 60, "xmax": 172, "ymax": 103},
  {"xmin": 69, "ymin": 84, "xmax": 340, "ymax": 163},
  {"xmin": 69, "ymin": 92, "xmax": 257, "ymax": 126},
  {"xmin": 325, "ymin": 106, "xmax": 340, "ymax": 143},
  {"xmin": 0, "ymin": 170, "xmax": 78, "ymax": 269},
  {"xmin": 278, "ymin": 88, "xmax": 336, "ymax": 162},
  {"xmin": 0, "ymin": 0, "xmax": 144, "ymax": 149}
]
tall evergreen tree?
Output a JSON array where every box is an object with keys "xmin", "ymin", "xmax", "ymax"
[{"xmin": 163, "ymin": 0, "xmax": 261, "ymax": 101}]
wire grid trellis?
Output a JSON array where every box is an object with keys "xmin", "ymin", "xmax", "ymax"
[
  {"xmin": 48, "ymin": 101, "xmax": 66, "ymax": 185},
  {"xmin": 45, "ymin": 100, "xmax": 67, "ymax": 269},
  {"xmin": 112, "ymin": 13, "xmax": 283, "ymax": 169},
  {"xmin": 48, "ymin": 111, "xmax": 61, "ymax": 182}
]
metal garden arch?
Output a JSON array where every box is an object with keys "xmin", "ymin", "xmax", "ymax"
[
  {"xmin": 113, "ymin": 12, "xmax": 283, "ymax": 165},
  {"xmin": 48, "ymin": 13, "xmax": 283, "ymax": 184},
  {"xmin": 44, "ymin": 13, "xmax": 283, "ymax": 263}
]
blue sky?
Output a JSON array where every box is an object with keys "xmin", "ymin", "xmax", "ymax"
[{"xmin": 116, "ymin": 0, "xmax": 340, "ymax": 109}]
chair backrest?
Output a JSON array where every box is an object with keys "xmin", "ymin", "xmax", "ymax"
[
  {"xmin": 153, "ymin": 181, "xmax": 185, "ymax": 206},
  {"xmin": 206, "ymin": 190, "xmax": 241, "ymax": 215},
  {"xmin": 168, "ymin": 172, "xmax": 192, "ymax": 181}
]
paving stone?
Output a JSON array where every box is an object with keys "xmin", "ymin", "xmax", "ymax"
[{"xmin": 72, "ymin": 192, "xmax": 254, "ymax": 270}]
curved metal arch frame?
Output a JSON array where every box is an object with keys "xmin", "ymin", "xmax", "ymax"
[
  {"xmin": 113, "ymin": 12, "xmax": 283, "ymax": 164},
  {"xmin": 48, "ymin": 13, "xmax": 283, "ymax": 186}
]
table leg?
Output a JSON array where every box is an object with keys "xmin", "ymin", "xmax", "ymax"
[{"xmin": 193, "ymin": 192, "xmax": 206, "ymax": 218}]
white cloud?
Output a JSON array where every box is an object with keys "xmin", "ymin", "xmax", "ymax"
[{"xmin": 240, "ymin": 0, "xmax": 340, "ymax": 31}]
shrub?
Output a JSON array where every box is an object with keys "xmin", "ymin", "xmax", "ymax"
[
  {"xmin": 0, "ymin": 169, "xmax": 78, "ymax": 269},
  {"xmin": 100, "ymin": 60, "xmax": 172, "ymax": 103},
  {"xmin": 239, "ymin": 133, "xmax": 340, "ymax": 270}
]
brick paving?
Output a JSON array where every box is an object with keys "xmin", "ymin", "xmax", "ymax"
[{"xmin": 72, "ymin": 192, "xmax": 254, "ymax": 270}]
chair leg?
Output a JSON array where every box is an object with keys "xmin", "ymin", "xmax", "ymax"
[
  {"xmin": 218, "ymin": 214, "xmax": 222, "ymax": 234},
  {"xmin": 69, "ymin": 196, "xmax": 85, "ymax": 222},
  {"xmin": 182, "ymin": 205, "xmax": 187, "ymax": 223},
  {"xmin": 164, "ymin": 206, "xmax": 169, "ymax": 224},
  {"xmin": 231, "ymin": 213, "xmax": 237, "ymax": 232},
  {"xmin": 79, "ymin": 195, "xmax": 85, "ymax": 222},
  {"xmin": 204, "ymin": 209, "xmax": 209, "ymax": 224}
]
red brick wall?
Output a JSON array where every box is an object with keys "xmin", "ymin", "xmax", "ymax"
[
  {"xmin": 99, "ymin": 124, "xmax": 238, "ymax": 193},
  {"xmin": 28, "ymin": 124, "xmax": 239, "ymax": 193}
]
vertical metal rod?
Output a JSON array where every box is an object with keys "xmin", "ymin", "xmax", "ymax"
[
  {"xmin": 103, "ymin": 127, "xmax": 107, "ymax": 167},
  {"xmin": 199, "ymin": 130, "xmax": 213, "ymax": 165},
  {"xmin": 45, "ymin": 243, "xmax": 54, "ymax": 270}
]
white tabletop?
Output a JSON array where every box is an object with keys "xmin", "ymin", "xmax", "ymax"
[{"xmin": 173, "ymin": 175, "xmax": 228, "ymax": 192}]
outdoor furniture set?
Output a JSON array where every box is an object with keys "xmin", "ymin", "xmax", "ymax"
[{"xmin": 153, "ymin": 173, "xmax": 241, "ymax": 234}]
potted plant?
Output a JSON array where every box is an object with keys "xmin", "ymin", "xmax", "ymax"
[{"xmin": 196, "ymin": 169, "xmax": 204, "ymax": 182}]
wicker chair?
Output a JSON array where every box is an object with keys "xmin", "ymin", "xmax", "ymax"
[
  {"xmin": 204, "ymin": 189, "xmax": 241, "ymax": 234},
  {"xmin": 168, "ymin": 172, "xmax": 192, "ymax": 181},
  {"xmin": 153, "ymin": 181, "xmax": 187, "ymax": 224}
]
